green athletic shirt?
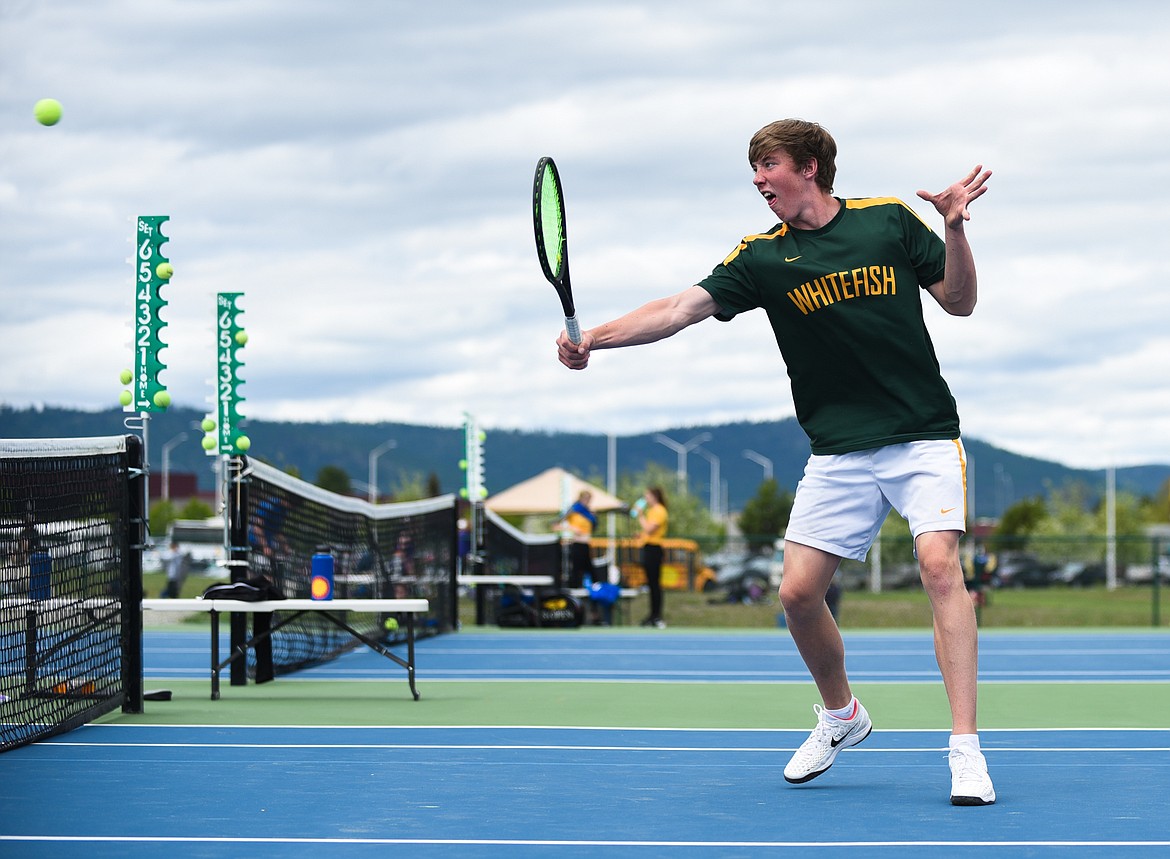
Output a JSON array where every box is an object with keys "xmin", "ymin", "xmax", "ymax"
[{"xmin": 698, "ymin": 197, "xmax": 959, "ymax": 455}]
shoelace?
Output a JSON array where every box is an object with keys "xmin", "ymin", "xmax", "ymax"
[
  {"xmin": 948, "ymin": 747, "xmax": 987, "ymax": 780},
  {"xmin": 792, "ymin": 707, "xmax": 846, "ymax": 760}
]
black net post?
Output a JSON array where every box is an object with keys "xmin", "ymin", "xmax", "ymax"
[
  {"xmin": 121, "ymin": 434, "xmax": 145, "ymax": 714},
  {"xmin": 227, "ymin": 455, "xmax": 250, "ymax": 686}
]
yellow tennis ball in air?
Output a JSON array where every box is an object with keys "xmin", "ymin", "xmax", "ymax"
[
  {"xmin": 119, "ymin": 368, "xmax": 133, "ymax": 385},
  {"xmin": 119, "ymin": 390, "xmax": 132, "ymax": 406},
  {"xmin": 201, "ymin": 435, "xmax": 216, "ymax": 451},
  {"xmin": 153, "ymin": 390, "xmax": 171, "ymax": 408},
  {"xmin": 383, "ymin": 618, "xmax": 399, "ymax": 632},
  {"xmin": 156, "ymin": 262, "xmax": 173, "ymax": 280},
  {"xmin": 236, "ymin": 435, "xmax": 251, "ymax": 451},
  {"xmin": 235, "ymin": 330, "xmax": 248, "ymax": 346},
  {"xmin": 34, "ymin": 98, "xmax": 62, "ymax": 126}
]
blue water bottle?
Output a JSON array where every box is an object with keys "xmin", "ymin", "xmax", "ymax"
[{"xmin": 310, "ymin": 551, "xmax": 334, "ymax": 600}]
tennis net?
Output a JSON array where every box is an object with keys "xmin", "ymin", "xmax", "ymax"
[
  {"xmin": 225, "ymin": 457, "xmax": 457, "ymax": 681},
  {"xmin": 483, "ymin": 507, "xmax": 561, "ymax": 580},
  {"xmin": 0, "ymin": 435, "xmax": 144, "ymax": 752}
]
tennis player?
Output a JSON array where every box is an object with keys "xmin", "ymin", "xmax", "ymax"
[{"xmin": 555, "ymin": 119, "xmax": 994, "ymax": 806}]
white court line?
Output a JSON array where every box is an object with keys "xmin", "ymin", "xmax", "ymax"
[
  {"xmin": 83, "ymin": 723, "xmax": 1170, "ymax": 733},
  {"xmin": 388, "ymin": 646, "xmax": 1170, "ymax": 657},
  {"xmin": 40, "ymin": 741, "xmax": 1170, "ymax": 752},
  {"xmin": 1, "ymin": 835, "xmax": 1168, "ymax": 849}
]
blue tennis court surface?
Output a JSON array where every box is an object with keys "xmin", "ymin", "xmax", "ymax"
[
  {"xmin": 143, "ymin": 628, "xmax": 1170, "ymax": 683},
  {"xmin": 2, "ymin": 723, "xmax": 1168, "ymax": 857},
  {"xmin": 2, "ymin": 628, "xmax": 1168, "ymax": 857}
]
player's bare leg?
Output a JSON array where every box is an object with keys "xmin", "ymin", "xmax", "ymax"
[
  {"xmin": 779, "ymin": 541, "xmax": 852, "ymax": 707},
  {"xmin": 916, "ymin": 530, "xmax": 978, "ymax": 733},
  {"xmin": 917, "ymin": 529, "xmax": 996, "ymax": 804},
  {"xmin": 779, "ymin": 541, "xmax": 871, "ymax": 784}
]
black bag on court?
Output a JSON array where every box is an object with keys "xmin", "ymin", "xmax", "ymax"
[
  {"xmin": 537, "ymin": 590, "xmax": 584, "ymax": 628},
  {"xmin": 496, "ymin": 585, "xmax": 538, "ymax": 628}
]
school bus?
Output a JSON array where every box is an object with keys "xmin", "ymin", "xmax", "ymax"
[{"xmin": 589, "ymin": 537, "xmax": 716, "ymax": 592}]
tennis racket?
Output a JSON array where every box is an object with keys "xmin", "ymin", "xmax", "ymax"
[{"xmin": 532, "ymin": 156, "xmax": 580, "ymax": 343}]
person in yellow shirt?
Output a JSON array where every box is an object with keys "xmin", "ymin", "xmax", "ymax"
[{"xmin": 635, "ymin": 487, "xmax": 669, "ymax": 628}]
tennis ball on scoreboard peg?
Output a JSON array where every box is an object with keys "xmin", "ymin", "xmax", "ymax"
[
  {"xmin": 202, "ymin": 435, "xmax": 217, "ymax": 451},
  {"xmin": 384, "ymin": 617, "xmax": 399, "ymax": 632},
  {"xmin": 153, "ymin": 390, "xmax": 171, "ymax": 408},
  {"xmin": 236, "ymin": 435, "xmax": 251, "ymax": 451},
  {"xmin": 459, "ymin": 488, "xmax": 468, "ymax": 499},
  {"xmin": 119, "ymin": 390, "xmax": 132, "ymax": 406},
  {"xmin": 119, "ymin": 368, "xmax": 133, "ymax": 385},
  {"xmin": 234, "ymin": 330, "xmax": 248, "ymax": 346},
  {"xmin": 201, "ymin": 417, "xmax": 216, "ymax": 432},
  {"xmin": 155, "ymin": 262, "xmax": 174, "ymax": 280},
  {"xmin": 459, "ymin": 459, "xmax": 468, "ymax": 470},
  {"xmin": 34, "ymin": 98, "xmax": 62, "ymax": 126}
]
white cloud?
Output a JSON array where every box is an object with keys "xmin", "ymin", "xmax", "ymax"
[{"xmin": 2, "ymin": 0, "xmax": 1169, "ymax": 470}]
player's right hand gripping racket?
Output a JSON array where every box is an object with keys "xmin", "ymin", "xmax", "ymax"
[{"xmin": 533, "ymin": 156, "xmax": 580, "ymax": 343}]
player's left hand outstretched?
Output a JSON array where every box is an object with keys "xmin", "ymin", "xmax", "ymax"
[{"xmin": 917, "ymin": 165, "xmax": 991, "ymax": 229}]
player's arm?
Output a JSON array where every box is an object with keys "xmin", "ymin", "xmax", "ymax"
[
  {"xmin": 918, "ymin": 165, "xmax": 991, "ymax": 317},
  {"xmin": 557, "ymin": 285, "xmax": 720, "ymax": 370}
]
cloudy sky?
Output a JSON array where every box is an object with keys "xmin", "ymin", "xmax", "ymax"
[{"xmin": 2, "ymin": 1, "xmax": 1168, "ymax": 470}]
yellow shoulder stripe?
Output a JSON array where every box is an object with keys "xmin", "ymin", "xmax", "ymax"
[
  {"xmin": 846, "ymin": 196, "xmax": 934, "ymax": 232},
  {"xmin": 722, "ymin": 224, "xmax": 788, "ymax": 265}
]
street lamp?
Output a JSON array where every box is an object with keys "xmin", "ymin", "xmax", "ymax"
[
  {"xmin": 161, "ymin": 432, "xmax": 188, "ymax": 502},
  {"xmin": 743, "ymin": 449, "xmax": 774, "ymax": 481},
  {"xmin": 654, "ymin": 432, "xmax": 711, "ymax": 496},
  {"xmin": 368, "ymin": 439, "xmax": 397, "ymax": 504},
  {"xmin": 694, "ymin": 446, "xmax": 721, "ymax": 520}
]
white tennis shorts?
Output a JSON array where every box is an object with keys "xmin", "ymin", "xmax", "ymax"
[{"xmin": 784, "ymin": 439, "xmax": 967, "ymax": 561}]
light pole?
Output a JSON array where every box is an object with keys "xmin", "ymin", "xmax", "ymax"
[
  {"xmin": 654, "ymin": 432, "xmax": 711, "ymax": 496},
  {"xmin": 161, "ymin": 432, "xmax": 188, "ymax": 502},
  {"xmin": 368, "ymin": 439, "xmax": 397, "ymax": 504},
  {"xmin": 742, "ymin": 449, "xmax": 773, "ymax": 481},
  {"xmin": 694, "ymin": 447, "xmax": 721, "ymax": 520}
]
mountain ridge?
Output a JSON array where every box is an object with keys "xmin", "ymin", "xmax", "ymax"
[{"xmin": 2, "ymin": 404, "xmax": 1167, "ymax": 516}]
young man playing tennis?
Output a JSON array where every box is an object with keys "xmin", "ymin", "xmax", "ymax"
[{"xmin": 555, "ymin": 119, "xmax": 995, "ymax": 806}]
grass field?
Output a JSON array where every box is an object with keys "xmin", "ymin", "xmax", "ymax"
[
  {"xmin": 144, "ymin": 572, "xmax": 1166, "ymax": 630},
  {"xmin": 541, "ymin": 584, "xmax": 1167, "ymax": 630}
]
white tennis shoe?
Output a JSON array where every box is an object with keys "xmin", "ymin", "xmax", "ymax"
[
  {"xmin": 949, "ymin": 745, "xmax": 996, "ymax": 806},
  {"xmin": 783, "ymin": 701, "xmax": 872, "ymax": 784}
]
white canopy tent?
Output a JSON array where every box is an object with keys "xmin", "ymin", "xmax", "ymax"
[{"xmin": 485, "ymin": 467, "xmax": 625, "ymax": 516}]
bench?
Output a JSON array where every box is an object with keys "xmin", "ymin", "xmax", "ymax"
[
  {"xmin": 457, "ymin": 575, "xmax": 555, "ymax": 626},
  {"xmin": 141, "ymin": 597, "xmax": 429, "ymax": 701}
]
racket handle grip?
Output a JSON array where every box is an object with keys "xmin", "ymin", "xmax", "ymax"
[{"xmin": 565, "ymin": 316, "xmax": 581, "ymax": 344}]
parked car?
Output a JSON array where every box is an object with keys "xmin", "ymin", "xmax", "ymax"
[
  {"xmin": 1054, "ymin": 561, "xmax": 1107, "ymax": 587},
  {"xmin": 1125, "ymin": 555, "xmax": 1170, "ymax": 584},
  {"xmin": 704, "ymin": 549, "xmax": 775, "ymax": 604},
  {"xmin": 836, "ymin": 561, "xmax": 921, "ymax": 592},
  {"xmin": 993, "ymin": 553, "xmax": 1060, "ymax": 588}
]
